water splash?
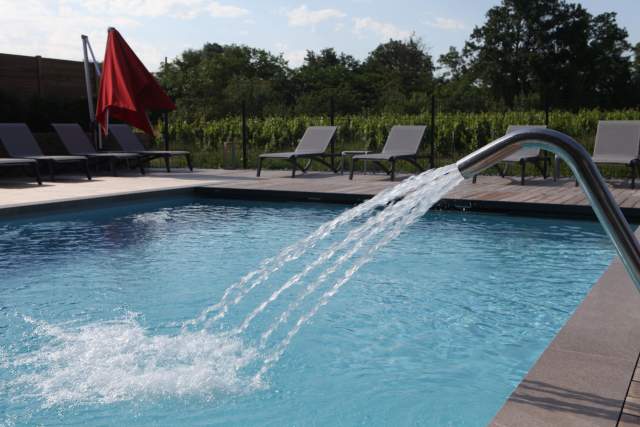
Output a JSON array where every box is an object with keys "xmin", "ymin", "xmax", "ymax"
[
  {"xmin": 9, "ymin": 165, "xmax": 463, "ymax": 406},
  {"xmin": 8, "ymin": 315, "xmax": 261, "ymax": 408},
  {"xmin": 184, "ymin": 168, "xmax": 445, "ymax": 331}
]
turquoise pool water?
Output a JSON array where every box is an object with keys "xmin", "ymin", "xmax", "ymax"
[{"xmin": 0, "ymin": 197, "xmax": 615, "ymax": 426}]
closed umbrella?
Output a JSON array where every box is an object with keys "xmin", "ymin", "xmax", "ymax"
[{"xmin": 96, "ymin": 27, "xmax": 175, "ymax": 136}]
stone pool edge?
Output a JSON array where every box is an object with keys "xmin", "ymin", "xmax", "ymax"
[{"xmin": 0, "ymin": 185, "xmax": 638, "ymax": 426}]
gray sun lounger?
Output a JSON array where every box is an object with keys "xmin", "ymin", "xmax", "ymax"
[
  {"xmin": 0, "ymin": 123, "xmax": 91, "ymax": 181},
  {"xmin": 257, "ymin": 126, "xmax": 338, "ymax": 178},
  {"xmin": 473, "ymin": 125, "xmax": 549, "ymax": 185},
  {"xmin": 591, "ymin": 120, "xmax": 640, "ymax": 188},
  {"xmin": 349, "ymin": 125, "xmax": 427, "ymax": 181},
  {"xmin": 52, "ymin": 123, "xmax": 145, "ymax": 176},
  {"xmin": 108, "ymin": 124, "xmax": 192, "ymax": 172},
  {"xmin": 0, "ymin": 158, "xmax": 42, "ymax": 185}
]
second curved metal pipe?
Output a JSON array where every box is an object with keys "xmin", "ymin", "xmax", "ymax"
[{"xmin": 456, "ymin": 128, "xmax": 640, "ymax": 291}]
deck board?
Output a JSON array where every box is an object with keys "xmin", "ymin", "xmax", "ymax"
[{"xmin": 2, "ymin": 169, "xmax": 640, "ymax": 219}]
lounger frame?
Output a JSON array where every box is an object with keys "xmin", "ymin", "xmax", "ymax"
[
  {"xmin": 0, "ymin": 158, "xmax": 42, "ymax": 185},
  {"xmin": 257, "ymin": 126, "xmax": 339, "ymax": 178},
  {"xmin": 0, "ymin": 123, "xmax": 91, "ymax": 181},
  {"xmin": 52, "ymin": 123, "xmax": 145, "ymax": 176},
  {"xmin": 472, "ymin": 125, "xmax": 550, "ymax": 185},
  {"xmin": 349, "ymin": 126, "xmax": 427, "ymax": 181},
  {"xmin": 109, "ymin": 124, "xmax": 193, "ymax": 172}
]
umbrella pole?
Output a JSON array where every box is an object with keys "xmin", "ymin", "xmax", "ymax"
[
  {"xmin": 81, "ymin": 35, "xmax": 97, "ymax": 149},
  {"xmin": 81, "ymin": 35, "xmax": 104, "ymax": 149}
]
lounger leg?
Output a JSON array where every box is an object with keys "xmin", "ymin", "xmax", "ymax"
[
  {"xmin": 83, "ymin": 159, "xmax": 92, "ymax": 180},
  {"xmin": 349, "ymin": 158, "xmax": 356, "ymax": 180},
  {"xmin": 257, "ymin": 157, "xmax": 262, "ymax": 177},
  {"xmin": 390, "ymin": 159, "xmax": 396, "ymax": 181},
  {"xmin": 542, "ymin": 158, "xmax": 548, "ymax": 179},
  {"xmin": 186, "ymin": 154, "xmax": 193, "ymax": 172},
  {"xmin": 472, "ymin": 174, "xmax": 477, "ymax": 184},
  {"xmin": 47, "ymin": 160, "xmax": 55, "ymax": 181},
  {"xmin": 520, "ymin": 159, "xmax": 525, "ymax": 186},
  {"xmin": 138, "ymin": 159, "xmax": 146, "ymax": 175},
  {"xmin": 291, "ymin": 157, "xmax": 297, "ymax": 178},
  {"xmin": 33, "ymin": 162, "xmax": 42, "ymax": 185},
  {"xmin": 164, "ymin": 156, "xmax": 171, "ymax": 173}
]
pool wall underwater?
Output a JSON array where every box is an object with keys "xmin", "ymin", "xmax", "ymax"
[{"xmin": 1, "ymin": 186, "xmax": 639, "ymax": 426}]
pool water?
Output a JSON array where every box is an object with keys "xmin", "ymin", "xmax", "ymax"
[{"xmin": 0, "ymin": 197, "xmax": 615, "ymax": 426}]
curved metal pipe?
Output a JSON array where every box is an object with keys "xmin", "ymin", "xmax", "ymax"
[{"xmin": 456, "ymin": 128, "xmax": 640, "ymax": 291}]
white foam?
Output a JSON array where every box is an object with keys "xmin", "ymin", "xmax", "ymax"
[
  {"xmin": 131, "ymin": 211, "xmax": 171, "ymax": 225},
  {"xmin": 9, "ymin": 315, "xmax": 261, "ymax": 407}
]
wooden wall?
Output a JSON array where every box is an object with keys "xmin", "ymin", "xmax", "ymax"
[{"xmin": 0, "ymin": 52, "xmax": 96, "ymax": 101}]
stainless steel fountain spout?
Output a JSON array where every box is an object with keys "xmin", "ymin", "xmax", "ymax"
[{"xmin": 456, "ymin": 128, "xmax": 640, "ymax": 291}]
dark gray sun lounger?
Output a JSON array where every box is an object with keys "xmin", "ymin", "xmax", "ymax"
[
  {"xmin": 592, "ymin": 120, "xmax": 640, "ymax": 188},
  {"xmin": 257, "ymin": 126, "xmax": 338, "ymax": 178},
  {"xmin": 109, "ymin": 124, "xmax": 192, "ymax": 172},
  {"xmin": 0, "ymin": 123, "xmax": 91, "ymax": 181},
  {"xmin": 52, "ymin": 123, "xmax": 145, "ymax": 176},
  {"xmin": 472, "ymin": 125, "xmax": 549, "ymax": 185},
  {"xmin": 0, "ymin": 158, "xmax": 42, "ymax": 185},
  {"xmin": 349, "ymin": 125, "xmax": 427, "ymax": 181}
]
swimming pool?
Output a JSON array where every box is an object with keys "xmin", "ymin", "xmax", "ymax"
[{"xmin": 0, "ymin": 196, "xmax": 615, "ymax": 426}]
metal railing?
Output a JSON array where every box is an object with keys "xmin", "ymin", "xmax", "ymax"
[{"xmin": 456, "ymin": 128, "xmax": 640, "ymax": 291}]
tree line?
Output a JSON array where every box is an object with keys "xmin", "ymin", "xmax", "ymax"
[{"xmin": 157, "ymin": 0, "xmax": 640, "ymax": 122}]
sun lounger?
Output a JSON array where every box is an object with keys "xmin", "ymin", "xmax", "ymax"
[
  {"xmin": 108, "ymin": 124, "xmax": 192, "ymax": 172},
  {"xmin": 592, "ymin": 120, "xmax": 640, "ymax": 188},
  {"xmin": 257, "ymin": 126, "xmax": 338, "ymax": 178},
  {"xmin": 349, "ymin": 125, "xmax": 427, "ymax": 181},
  {"xmin": 0, "ymin": 123, "xmax": 91, "ymax": 181},
  {"xmin": 473, "ymin": 125, "xmax": 549, "ymax": 185},
  {"xmin": 0, "ymin": 158, "xmax": 42, "ymax": 185},
  {"xmin": 52, "ymin": 123, "xmax": 145, "ymax": 176}
]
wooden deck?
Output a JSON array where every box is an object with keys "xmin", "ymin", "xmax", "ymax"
[
  {"xmin": 2, "ymin": 168, "xmax": 640, "ymax": 219},
  {"xmin": 201, "ymin": 169, "xmax": 640, "ymax": 220},
  {"xmin": 619, "ymin": 358, "xmax": 640, "ymax": 425}
]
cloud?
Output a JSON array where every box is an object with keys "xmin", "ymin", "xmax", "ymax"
[
  {"xmin": 78, "ymin": 0, "xmax": 249, "ymax": 19},
  {"xmin": 275, "ymin": 42, "xmax": 307, "ymax": 67},
  {"xmin": 427, "ymin": 17, "xmax": 465, "ymax": 30},
  {"xmin": 0, "ymin": 0, "xmax": 251, "ymax": 70},
  {"xmin": 207, "ymin": 1, "xmax": 250, "ymax": 18},
  {"xmin": 352, "ymin": 17, "xmax": 410, "ymax": 40},
  {"xmin": 0, "ymin": 0, "xmax": 164, "ymax": 69},
  {"xmin": 286, "ymin": 5, "xmax": 346, "ymax": 27}
]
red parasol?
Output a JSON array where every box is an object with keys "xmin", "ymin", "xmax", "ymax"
[{"xmin": 96, "ymin": 28, "xmax": 175, "ymax": 136}]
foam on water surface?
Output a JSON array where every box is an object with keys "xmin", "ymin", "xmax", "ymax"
[{"xmin": 8, "ymin": 315, "xmax": 261, "ymax": 408}]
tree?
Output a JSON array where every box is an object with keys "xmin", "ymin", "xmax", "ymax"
[
  {"xmin": 291, "ymin": 48, "xmax": 365, "ymax": 115},
  {"xmin": 157, "ymin": 43, "xmax": 291, "ymax": 120},
  {"xmin": 362, "ymin": 37, "xmax": 434, "ymax": 113},
  {"xmin": 436, "ymin": 47, "xmax": 495, "ymax": 112},
  {"xmin": 632, "ymin": 43, "xmax": 640, "ymax": 106},
  {"xmin": 464, "ymin": 0, "xmax": 633, "ymax": 110}
]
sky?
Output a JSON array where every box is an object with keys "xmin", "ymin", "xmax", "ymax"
[{"xmin": 1, "ymin": 0, "xmax": 638, "ymax": 71}]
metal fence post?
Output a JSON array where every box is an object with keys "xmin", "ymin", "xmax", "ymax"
[
  {"xmin": 162, "ymin": 112, "xmax": 169, "ymax": 151},
  {"xmin": 242, "ymin": 100, "xmax": 248, "ymax": 169},
  {"xmin": 330, "ymin": 97, "xmax": 335, "ymax": 170},
  {"xmin": 430, "ymin": 94, "xmax": 436, "ymax": 168}
]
